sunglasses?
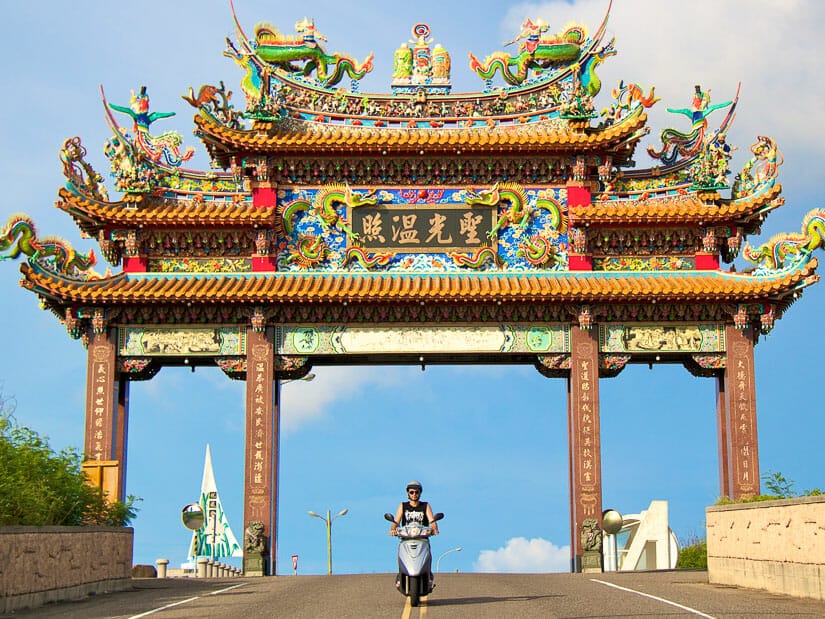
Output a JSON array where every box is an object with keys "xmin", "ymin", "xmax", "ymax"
[{"xmin": 407, "ymin": 489, "xmax": 420, "ymax": 494}]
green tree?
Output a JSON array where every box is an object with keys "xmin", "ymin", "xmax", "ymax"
[
  {"xmin": 675, "ymin": 533, "xmax": 707, "ymax": 569},
  {"xmin": 761, "ymin": 470, "xmax": 797, "ymax": 499},
  {"xmin": 0, "ymin": 392, "xmax": 138, "ymax": 527}
]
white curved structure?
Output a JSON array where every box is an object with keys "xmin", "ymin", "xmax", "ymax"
[{"xmin": 604, "ymin": 500, "xmax": 679, "ymax": 571}]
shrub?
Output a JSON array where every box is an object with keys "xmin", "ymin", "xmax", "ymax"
[
  {"xmin": 715, "ymin": 470, "xmax": 822, "ymax": 505},
  {"xmin": 762, "ymin": 470, "xmax": 796, "ymax": 498},
  {"xmin": 0, "ymin": 409, "xmax": 138, "ymax": 526},
  {"xmin": 675, "ymin": 534, "xmax": 707, "ymax": 569}
]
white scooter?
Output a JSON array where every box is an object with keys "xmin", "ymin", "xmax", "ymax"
[{"xmin": 384, "ymin": 512, "xmax": 444, "ymax": 607}]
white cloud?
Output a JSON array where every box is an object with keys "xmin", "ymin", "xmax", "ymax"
[
  {"xmin": 134, "ymin": 364, "xmax": 409, "ymax": 433},
  {"xmin": 501, "ymin": 0, "xmax": 825, "ymax": 163},
  {"xmin": 280, "ymin": 365, "xmax": 407, "ymax": 432},
  {"xmin": 474, "ymin": 537, "xmax": 570, "ymax": 573}
]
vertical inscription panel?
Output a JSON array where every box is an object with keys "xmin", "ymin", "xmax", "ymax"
[
  {"xmin": 245, "ymin": 333, "xmax": 274, "ymax": 522},
  {"xmin": 244, "ymin": 328, "xmax": 276, "ymax": 574},
  {"xmin": 724, "ymin": 326, "xmax": 760, "ymax": 498},
  {"xmin": 569, "ymin": 327, "xmax": 603, "ymax": 564},
  {"xmin": 85, "ymin": 330, "xmax": 117, "ymax": 461}
]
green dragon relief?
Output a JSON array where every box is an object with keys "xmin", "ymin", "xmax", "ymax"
[
  {"xmin": 468, "ymin": 18, "xmax": 586, "ymax": 86},
  {"xmin": 743, "ymin": 209, "xmax": 825, "ymax": 270},
  {"xmin": 252, "ymin": 18, "xmax": 374, "ymax": 87},
  {"xmin": 0, "ymin": 214, "xmax": 97, "ymax": 277}
]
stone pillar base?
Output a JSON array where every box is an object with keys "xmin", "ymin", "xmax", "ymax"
[
  {"xmin": 244, "ymin": 554, "xmax": 265, "ymax": 577},
  {"xmin": 581, "ymin": 551, "xmax": 603, "ymax": 573}
]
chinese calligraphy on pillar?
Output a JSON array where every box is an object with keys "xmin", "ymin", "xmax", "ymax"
[
  {"xmin": 569, "ymin": 327, "xmax": 603, "ymax": 570},
  {"xmin": 724, "ymin": 326, "xmax": 760, "ymax": 498},
  {"xmin": 85, "ymin": 331, "xmax": 116, "ymax": 461},
  {"xmin": 244, "ymin": 328, "xmax": 277, "ymax": 574}
]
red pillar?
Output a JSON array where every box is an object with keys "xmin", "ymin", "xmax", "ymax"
[
  {"xmin": 568, "ymin": 325, "xmax": 603, "ymax": 572},
  {"xmin": 723, "ymin": 326, "xmax": 761, "ymax": 498},
  {"xmin": 244, "ymin": 327, "xmax": 279, "ymax": 575},
  {"xmin": 715, "ymin": 375, "xmax": 732, "ymax": 498},
  {"xmin": 82, "ymin": 328, "xmax": 125, "ymax": 500},
  {"xmin": 567, "ymin": 384, "xmax": 576, "ymax": 570},
  {"xmin": 567, "ymin": 184, "xmax": 593, "ymax": 272},
  {"xmin": 114, "ymin": 378, "xmax": 130, "ymax": 502}
]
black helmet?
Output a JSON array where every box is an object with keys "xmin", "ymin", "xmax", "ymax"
[{"xmin": 406, "ymin": 480, "xmax": 423, "ymax": 492}]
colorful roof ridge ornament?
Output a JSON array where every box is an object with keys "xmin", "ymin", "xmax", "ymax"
[
  {"xmin": 600, "ymin": 80, "xmax": 660, "ymax": 128},
  {"xmin": 0, "ymin": 214, "xmax": 99, "ymax": 279},
  {"xmin": 253, "ymin": 19, "xmax": 374, "ymax": 87},
  {"xmin": 392, "ymin": 24, "xmax": 451, "ymax": 96},
  {"xmin": 182, "ymin": 81, "xmax": 244, "ymax": 130},
  {"xmin": 228, "ymin": 1, "xmax": 373, "ymax": 90},
  {"xmin": 107, "ymin": 86, "xmax": 195, "ymax": 168},
  {"xmin": 648, "ymin": 84, "xmax": 734, "ymax": 165},
  {"xmin": 469, "ymin": 17, "xmax": 587, "ymax": 86},
  {"xmin": 731, "ymin": 135, "xmax": 784, "ymax": 200},
  {"xmin": 467, "ymin": 0, "xmax": 613, "ymax": 91},
  {"xmin": 59, "ymin": 136, "xmax": 109, "ymax": 202},
  {"xmin": 743, "ymin": 209, "xmax": 825, "ymax": 272}
]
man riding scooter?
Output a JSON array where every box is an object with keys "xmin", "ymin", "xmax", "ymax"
[
  {"xmin": 386, "ymin": 480, "xmax": 442, "ymax": 606},
  {"xmin": 389, "ymin": 480, "xmax": 439, "ymax": 538}
]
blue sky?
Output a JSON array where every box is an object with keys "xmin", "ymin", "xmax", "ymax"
[{"xmin": 1, "ymin": 0, "xmax": 824, "ymax": 575}]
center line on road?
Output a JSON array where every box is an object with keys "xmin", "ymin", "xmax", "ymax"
[
  {"xmin": 401, "ymin": 596, "xmax": 412, "ymax": 619},
  {"xmin": 128, "ymin": 582, "xmax": 249, "ymax": 619},
  {"xmin": 591, "ymin": 579, "xmax": 717, "ymax": 619}
]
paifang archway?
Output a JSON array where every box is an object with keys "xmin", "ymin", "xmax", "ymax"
[{"xmin": 4, "ymin": 5, "xmax": 823, "ymax": 575}]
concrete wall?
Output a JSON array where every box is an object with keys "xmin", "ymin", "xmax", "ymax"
[
  {"xmin": 0, "ymin": 526, "xmax": 133, "ymax": 614},
  {"xmin": 706, "ymin": 496, "xmax": 825, "ymax": 600}
]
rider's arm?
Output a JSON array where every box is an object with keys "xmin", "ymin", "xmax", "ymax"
[
  {"xmin": 390, "ymin": 503, "xmax": 403, "ymax": 535},
  {"xmin": 426, "ymin": 503, "xmax": 439, "ymax": 534}
]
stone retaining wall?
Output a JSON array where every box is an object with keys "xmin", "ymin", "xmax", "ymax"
[
  {"xmin": 706, "ymin": 496, "xmax": 825, "ymax": 600},
  {"xmin": 0, "ymin": 526, "xmax": 133, "ymax": 614}
]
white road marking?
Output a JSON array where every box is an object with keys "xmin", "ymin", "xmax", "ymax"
[
  {"xmin": 127, "ymin": 596, "xmax": 200, "ymax": 618},
  {"xmin": 208, "ymin": 583, "xmax": 248, "ymax": 595},
  {"xmin": 591, "ymin": 579, "xmax": 717, "ymax": 619},
  {"xmin": 128, "ymin": 582, "xmax": 248, "ymax": 618}
]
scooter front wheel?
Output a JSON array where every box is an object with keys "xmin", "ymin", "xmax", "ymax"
[{"xmin": 409, "ymin": 575, "xmax": 420, "ymax": 607}]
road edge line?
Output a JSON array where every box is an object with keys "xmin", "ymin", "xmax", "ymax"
[
  {"xmin": 128, "ymin": 596, "xmax": 200, "ymax": 619},
  {"xmin": 128, "ymin": 582, "xmax": 249, "ymax": 618},
  {"xmin": 591, "ymin": 578, "xmax": 717, "ymax": 619}
]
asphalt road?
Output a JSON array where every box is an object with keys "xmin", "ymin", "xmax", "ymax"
[{"xmin": 5, "ymin": 571, "xmax": 824, "ymax": 618}]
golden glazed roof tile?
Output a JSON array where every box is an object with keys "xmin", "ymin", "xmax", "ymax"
[
  {"xmin": 19, "ymin": 261, "xmax": 818, "ymax": 307},
  {"xmin": 194, "ymin": 109, "xmax": 648, "ymax": 156},
  {"xmin": 570, "ymin": 184, "xmax": 783, "ymax": 225},
  {"xmin": 56, "ymin": 188, "xmax": 270, "ymax": 233}
]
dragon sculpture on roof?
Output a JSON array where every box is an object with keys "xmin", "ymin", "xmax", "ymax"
[{"xmin": 227, "ymin": 2, "xmax": 373, "ymax": 91}]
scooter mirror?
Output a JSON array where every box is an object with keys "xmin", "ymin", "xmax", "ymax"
[
  {"xmin": 432, "ymin": 512, "xmax": 445, "ymax": 522},
  {"xmin": 384, "ymin": 513, "xmax": 396, "ymax": 522}
]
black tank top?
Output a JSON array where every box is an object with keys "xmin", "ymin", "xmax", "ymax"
[{"xmin": 401, "ymin": 501, "xmax": 429, "ymax": 526}]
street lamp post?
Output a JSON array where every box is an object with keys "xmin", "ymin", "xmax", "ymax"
[
  {"xmin": 281, "ymin": 373, "xmax": 316, "ymax": 386},
  {"xmin": 308, "ymin": 508, "xmax": 348, "ymax": 575},
  {"xmin": 436, "ymin": 547, "xmax": 463, "ymax": 573}
]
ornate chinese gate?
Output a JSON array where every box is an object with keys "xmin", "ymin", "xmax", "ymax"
[{"xmin": 4, "ymin": 5, "xmax": 823, "ymax": 574}]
